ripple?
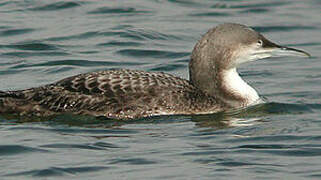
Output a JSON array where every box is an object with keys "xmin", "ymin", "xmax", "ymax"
[
  {"xmin": 8, "ymin": 125, "xmax": 138, "ymax": 135},
  {"xmin": 181, "ymin": 142, "xmax": 321, "ymax": 157},
  {"xmin": 240, "ymin": 8, "xmax": 270, "ymax": 14},
  {"xmin": 93, "ymin": 141, "xmax": 122, "ymax": 149},
  {"xmin": 115, "ymin": 29, "xmax": 182, "ymax": 41},
  {"xmin": 108, "ymin": 24, "xmax": 183, "ymax": 41},
  {"xmin": 195, "ymin": 158, "xmax": 282, "ymax": 167},
  {"xmin": 238, "ymin": 144, "xmax": 304, "ymax": 149},
  {"xmin": 102, "ymin": 31, "xmax": 146, "ymax": 41},
  {"xmin": 109, "ymin": 158, "xmax": 158, "ymax": 165},
  {"xmin": 52, "ymin": 128, "xmax": 137, "ymax": 135},
  {"xmin": 149, "ymin": 63, "xmax": 186, "ymax": 71},
  {"xmin": 223, "ymin": 135, "xmax": 319, "ymax": 143},
  {"xmin": 111, "ymin": 24, "xmax": 134, "ymax": 30},
  {"xmin": 168, "ymin": 0, "xmax": 203, "ymax": 7},
  {"xmin": 211, "ymin": 3, "xmax": 229, "ymax": 9},
  {"xmin": 44, "ymin": 66, "xmax": 74, "ymax": 74},
  {"xmin": 98, "ymin": 40, "xmax": 142, "ymax": 47},
  {"xmin": 39, "ymin": 143, "xmax": 116, "ymax": 150},
  {"xmin": 0, "ymin": 69, "xmax": 27, "ymax": 75},
  {"xmin": 241, "ymin": 70, "xmax": 273, "ymax": 77},
  {"xmin": 29, "ymin": 1, "xmax": 82, "ymax": 11},
  {"xmin": 10, "ymin": 59, "xmax": 145, "ymax": 69},
  {"xmin": 263, "ymin": 102, "xmax": 317, "ymax": 114},
  {"xmin": 308, "ymin": 174, "xmax": 321, "ymax": 178},
  {"xmin": 5, "ymin": 166, "xmax": 110, "ymax": 177},
  {"xmin": 189, "ymin": 12, "xmax": 230, "ymax": 17},
  {"xmin": 0, "ymin": 28, "xmax": 35, "ymax": 36},
  {"xmin": 0, "ymin": 145, "xmax": 48, "ymax": 156},
  {"xmin": 3, "ymin": 42, "xmax": 58, "ymax": 51},
  {"xmin": 46, "ymin": 31, "xmax": 101, "ymax": 41},
  {"xmin": 46, "ymin": 29, "xmax": 181, "ymax": 42},
  {"xmin": 88, "ymin": 7, "xmax": 151, "ymax": 15},
  {"xmin": 284, "ymin": 42, "xmax": 321, "ymax": 47},
  {"xmin": 1, "ymin": 51, "xmax": 69, "ymax": 57},
  {"xmin": 0, "ymin": 1, "xmax": 12, "ymax": 7},
  {"xmin": 230, "ymin": 1, "xmax": 289, "ymax": 9},
  {"xmin": 0, "ymin": 25, "xmax": 10, "ymax": 29},
  {"xmin": 232, "ymin": 102, "xmax": 321, "ymax": 116},
  {"xmin": 117, "ymin": 49, "xmax": 189, "ymax": 59},
  {"xmin": 255, "ymin": 148, "xmax": 321, "ymax": 157},
  {"xmin": 246, "ymin": 102, "xmax": 317, "ymax": 116}
]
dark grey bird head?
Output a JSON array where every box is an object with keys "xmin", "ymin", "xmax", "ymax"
[{"xmin": 191, "ymin": 23, "xmax": 310, "ymax": 70}]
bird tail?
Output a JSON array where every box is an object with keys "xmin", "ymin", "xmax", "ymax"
[
  {"xmin": 0, "ymin": 90, "xmax": 26, "ymax": 114},
  {"xmin": 0, "ymin": 91, "xmax": 7, "ymax": 113},
  {"xmin": 0, "ymin": 90, "xmax": 25, "ymax": 98},
  {"xmin": 0, "ymin": 90, "xmax": 7, "ymax": 97}
]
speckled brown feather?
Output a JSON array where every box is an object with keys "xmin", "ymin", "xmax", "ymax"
[{"xmin": 0, "ymin": 69, "xmax": 222, "ymax": 119}]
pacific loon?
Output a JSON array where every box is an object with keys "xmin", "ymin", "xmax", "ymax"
[{"xmin": 0, "ymin": 23, "xmax": 310, "ymax": 119}]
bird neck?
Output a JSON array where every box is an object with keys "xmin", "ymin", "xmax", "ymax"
[
  {"xmin": 216, "ymin": 68, "xmax": 260, "ymax": 108},
  {"xmin": 189, "ymin": 62, "xmax": 260, "ymax": 108}
]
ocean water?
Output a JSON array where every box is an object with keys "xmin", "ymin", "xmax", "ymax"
[{"xmin": 0, "ymin": 0, "xmax": 321, "ymax": 179}]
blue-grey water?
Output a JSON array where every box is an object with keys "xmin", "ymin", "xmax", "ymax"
[{"xmin": 0, "ymin": 0, "xmax": 321, "ymax": 179}]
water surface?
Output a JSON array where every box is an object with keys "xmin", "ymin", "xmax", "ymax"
[{"xmin": 0, "ymin": 0, "xmax": 321, "ymax": 179}]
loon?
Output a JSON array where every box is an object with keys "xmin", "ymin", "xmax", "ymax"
[{"xmin": 0, "ymin": 23, "xmax": 310, "ymax": 119}]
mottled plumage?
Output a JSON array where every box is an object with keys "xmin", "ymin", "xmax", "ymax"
[{"xmin": 0, "ymin": 69, "xmax": 220, "ymax": 119}]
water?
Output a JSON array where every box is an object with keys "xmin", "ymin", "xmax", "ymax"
[{"xmin": 0, "ymin": 0, "xmax": 320, "ymax": 179}]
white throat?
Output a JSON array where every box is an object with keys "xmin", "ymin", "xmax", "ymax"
[{"xmin": 220, "ymin": 68, "xmax": 261, "ymax": 107}]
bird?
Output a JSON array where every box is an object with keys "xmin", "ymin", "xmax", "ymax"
[{"xmin": 0, "ymin": 23, "xmax": 310, "ymax": 119}]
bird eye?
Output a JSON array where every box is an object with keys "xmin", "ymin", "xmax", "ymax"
[{"xmin": 257, "ymin": 40, "xmax": 263, "ymax": 46}]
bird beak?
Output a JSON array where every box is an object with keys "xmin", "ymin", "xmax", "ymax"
[
  {"xmin": 261, "ymin": 36, "xmax": 311, "ymax": 58},
  {"xmin": 270, "ymin": 46, "xmax": 311, "ymax": 58}
]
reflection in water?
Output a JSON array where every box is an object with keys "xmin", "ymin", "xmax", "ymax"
[
  {"xmin": 191, "ymin": 104, "xmax": 267, "ymax": 129},
  {"xmin": 192, "ymin": 101, "xmax": 320, "ymax": 129},
  {"xmin": 192, "ymin": 114, "xmax": 263, "ymax": 129}
]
